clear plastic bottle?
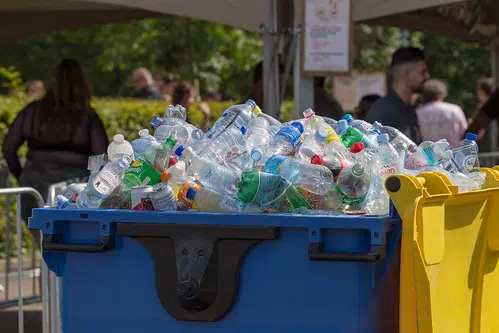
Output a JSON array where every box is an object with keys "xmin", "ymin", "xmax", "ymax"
[
  {"xmin": 185, "ymin": 186, "xmax": 257, "ymax": 213},
  {"xmin": 322, "ymin": 129, "xmax": 350, "ymax": 161},
  {"xmin": 272, "ymin": 121, "xmax": 304, "ymax": 156},
  {"xmin": 179, "ymin": 146, "xmax": 241, "ymax": 195},
  {"xmin": 335, "ymin": 163, "xmax": 371, "ymax": 211},
  {"xmin": 77, "ymin": 155, "xmax": 132, "ymax": 209},
  {"xmin": 140, "ymin": 136, "xmax": 177, "ymax": 173},
  {"xmin": 207, "ymin": 100, "xmax": 256, "ymax": 139},
  {"xmin": 199, "ymin": 125, "xmax": 247, "ymax": 165},
  {"xmin": 376, "ymin": 134, "xmax": 401, "ymax": 179},
  {"xmin": 352, "ymin": 119, "xmax": 375, "ymax": 134},
  {"xmin": 107, "ymin": 134, "xmax": 134, "ymax": 161},
  {"xmin": 56, "ymin": 195, "xmax": 77, "ymax": 209},
  {"xmin": 165, "ymin": 160, "xmax": 189, "ymax": 197},
  {"xmin": 404, "ymin": 139, "xmax": 450, "ymax": 170},
  {"xmin": 364, "ymin": 121, "xmax": 382, "ymax": 143},
  {"xmin": 131, "ymin": 129, "xmax": 159, "ymax": 157},
  {"xmin": 452, "ymin": 132, "xmax": 479, "ymax": 174},
  {"xmin": 246, "ymin": 117, "xmax": 271, "ymax": 150},
  {"xmin": 310, "ymin": 155, "xmax": 345, "ymax": 181},
  {"xmin": 263, "ymin": 155, "xmax": 334, "ymax": 195},
  {"xmin": 379, "ymin": 125, "xmax": 418, "ymax": 153},
  {"xmin": 296, "ymin": 109, "xmax": 323, "ymax": 161}
]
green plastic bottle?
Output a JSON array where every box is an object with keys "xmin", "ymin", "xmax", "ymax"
[
  {"xmin": 237, "ymin": 171, "xmax": 311, "ymax": 213},
  {"xmin": 122, "ymin": 159, "xmax": 169, "ymax": 193},
  {"xmin": 340, "ymin": 127, "xmax": 364, "ymax": 149},
  {"xmin": 141, "ymin": 136, "xmax": 177, "ymax": 173}
]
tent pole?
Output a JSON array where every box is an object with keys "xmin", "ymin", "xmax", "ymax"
[{"xmin": 263, "ymin": 0, "xmax": 280, "ymax": 118}]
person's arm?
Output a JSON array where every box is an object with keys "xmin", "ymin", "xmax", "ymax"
[
  {"xmin": 2, "ymin": 107, "xmax": 28, "ymax": 181},
  {"xmin": 467, "ymin": 88, "xmax": 499, "ymax": 136},
  {"xmin": 89, "ymin": 110, "xmax": 109, "ymax": 156}
]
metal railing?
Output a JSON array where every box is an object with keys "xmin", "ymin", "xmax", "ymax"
[
  {"xmin": 0, "ymin": 187, "xmax": 44, "ymax": 333},
  {"xmin": 479, "ymin": 152, "xmax": 499, "ymax": 168}
]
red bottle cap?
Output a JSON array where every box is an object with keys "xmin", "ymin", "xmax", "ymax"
[
  {"xmin": 350, "ymin": 142, "xmax": 365, "ymax": 153},
  {"xmin": 310, "ymin": 155, "xmax": 324, "ymax": 165},
  {"xmin": 168, "ymin": 155, "xmax": 178, "ymax": 168}
]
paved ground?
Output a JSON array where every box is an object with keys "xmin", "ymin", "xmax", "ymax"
[
  {"xmin": 1, "ymin": 256, "xmax": 42, "ymax": 333},
  {"xmin": 1, "ymin": 303, "xmax": 42, "ymax": 333}
]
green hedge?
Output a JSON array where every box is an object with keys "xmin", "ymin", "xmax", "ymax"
[{"xmin": 0, "ymin": 95, "xmax": 294, "ymax": 256}]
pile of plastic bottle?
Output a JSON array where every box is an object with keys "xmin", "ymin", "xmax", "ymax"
[{"xmin": 56, "ymin": 100, "xmax": 485, "ymax": 216}]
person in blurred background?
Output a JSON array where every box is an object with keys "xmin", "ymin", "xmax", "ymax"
[
  {"xmin": 473, "ymin": 77, "xmax": 494, "ymax": 152},
  {"xmin": 155, "ymin": 72, "xmax": 179, "ymax": 103},
  {"xmin": 355, "ymin": 94, "xmax": 381, "ymax": 120},
  {"xmin": 132, "ymin": 67, "xmax": 163, "ymax": 100},
  {"xmin": 416, "ymin": 79, "xmax": 467, "ymax": 148},
  {"xmin": 26, "ymin": 80, "xmax": 45, "ymax": 101},
  {"xmin": 366, "ymin": 47, "xmax": 430, "ymax": 143},
  {"xmin": 313, "ymin": 77, "xmax": 344, "ymax": 120},
  {"xmin": 172, "ymin": 81, "xmax": 212, "ymax": 132},
  {"xmin": 2, "ymin": 59, "xmax": 109, "ymax": 244}
]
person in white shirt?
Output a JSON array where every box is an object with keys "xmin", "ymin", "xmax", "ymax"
[{"xmin": 416, "ymin": 79, "xmax": 468, "ymax": 148}]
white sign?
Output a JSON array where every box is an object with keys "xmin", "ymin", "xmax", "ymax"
[
  {"xmin": 303, "ymin": 0, "xmax": 351, "ymax": 74},
  {"xmin": 333, "ymin": 72, "xmax": 387, "ymax": 111}
]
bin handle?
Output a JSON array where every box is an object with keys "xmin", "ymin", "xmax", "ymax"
[
  {"xmin": 42, "ymin": 234, "xmax": 114, "ymax": 253},
  {"xmin": 308, "ymin": 243, "xmax": 385, "ymax": 262}
]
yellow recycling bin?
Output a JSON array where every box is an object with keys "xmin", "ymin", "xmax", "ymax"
[{"xmin": 386, "ymin": 168, "xmax": 499, "ymax": 333}]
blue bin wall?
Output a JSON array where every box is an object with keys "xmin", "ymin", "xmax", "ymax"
[{"xmin": 30, "ymin": 209, "xmax": 401, "ymax": 333}]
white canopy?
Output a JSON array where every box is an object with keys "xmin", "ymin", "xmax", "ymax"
[{"xmin": 1, "ymin": 0, "xmax": 495, "ymax": 44}]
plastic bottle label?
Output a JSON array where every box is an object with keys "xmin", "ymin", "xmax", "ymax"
[
  {"xmin": 379, "ymin": 162, "xmax": 398, "ymax": 178},
  {"xmin": 93, "ymin": 169, "xmax": 119, "ymax": 196},
  {"xmin": 422, "ymin": 146, "xmax": 436, "ymax": 165},
  {"xmin": 123, "ymin": 160, "xmax": 161, "ymax": 189},
  {"xmin": 463, "ymin": 155, "xmax": 477, "ymax": 172},
  {"xmin": 220, "ymin": 197, "xmax": 246, "ymax": 212},
  {"xmin": 336, "ymin": 185, "xmax": 366, "ymax": 206},
  {"xmin": 276, "ymin": 126, "xmax": 300, "ymax": 147},
  {"xmin": 263, "ymin": 156, "xmax": 286, "ymax": 175},
  {"xmin": 178, "ymin": 180, "xmax": 202, "ymax": 207}
]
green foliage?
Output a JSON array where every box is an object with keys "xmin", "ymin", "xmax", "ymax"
[{"xmin": 0, "ymin": 17, "xmax": 262, "ymax": 98}]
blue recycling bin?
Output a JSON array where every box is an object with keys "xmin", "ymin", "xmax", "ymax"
[{"xmin": 29, "ymin": 209, "xmax": 401, "ymax": 333}]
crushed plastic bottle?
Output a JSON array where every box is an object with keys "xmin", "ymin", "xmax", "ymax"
[
  {"xmin": 77, "ymin": 155, "xmax": 132, "ymax": 209},
  {"xmin": 453, "ymin": 132, "xmax": 479, "ymax": 174}
]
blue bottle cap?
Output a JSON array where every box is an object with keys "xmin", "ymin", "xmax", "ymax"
[
  {"xmin": 241, "ymin": 126, "xmax": 247, "ymax": 135},
  {"xmin": 291, "ymin": 121, "xmax": 304, "ymax": 134},
  {"xmin": 251, "ymin": 148, "xmax": 263, "ymax": 161},
  {"xmin": 342, "ymin": 114, "xmax": 354, "ymax": 124},
  {"xmin": 377, "ymin": 133, "xmax": 390, "ymax": 144},
  {"xmin": 315, "ymin": 128, "xmax": 329, "ymax": 142},
  {"xmin": 186, "ymin": 187, "xmax": 197, "ymax": 200},
  {"xmin": 175, "ymin": 145, "xmax": 186, "ymax": 157},
  {"xmin": 150, "ymin": 116, "xmax": 163, "ymax": 129},
  {"xmin": 338, "ymin": 119, "xmax": 348, "ymax": 133},
  {"xmin": 466, "ymin": 132, "xmax": 478, "ymax": 141},
  {"xmin": 373, "ymin": 121, "xmax": 382, "ymax": 130}
]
